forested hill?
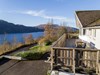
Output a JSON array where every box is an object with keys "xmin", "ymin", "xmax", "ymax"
[{"xmin": 0, "ymin": 20, "xmax": 44, "ymax": 34}]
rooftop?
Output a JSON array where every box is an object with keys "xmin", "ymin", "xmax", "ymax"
[{"xmin": 76, "ymin": 10, "xmax": 100, "ymax": 27}]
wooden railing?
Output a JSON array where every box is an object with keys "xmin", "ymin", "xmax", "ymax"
[
  {"xmin": 50, "ymin": 33, "xmax": 100, "ymax": 74},
  {"xmin": 50, "ymin": 33, "xmax": 67, "ymax": 71},
  {"xmin": 51, "ymin": 33, "xmax": 67, "ymax": 47},
  {"xmin": 52, "ymin": 47, "xmax": 75, "ymax": 73}
]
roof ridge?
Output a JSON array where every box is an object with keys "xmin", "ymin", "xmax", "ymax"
[{"xmin": 75, "ymin": 10, "xmax": 100, "ymax": 12}]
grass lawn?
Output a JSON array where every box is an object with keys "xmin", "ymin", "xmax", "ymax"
[
  {"xmin": 15, "ymin": 45, "xmax": 50, "ymax": 60},
  {"xmin": 30, "ymin": 45, "xmax": 50, "ymax": 52}
]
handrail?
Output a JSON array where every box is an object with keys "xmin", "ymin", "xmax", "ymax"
[
  {"xmin": 51, "ymin": 33, "xmax": 67, "ymax": 47},
  {"xmin": 52, "ymin": 47, "xmax": 100, "ymax": 51}
]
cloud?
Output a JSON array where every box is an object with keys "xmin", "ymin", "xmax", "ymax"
[
  {"xmin": 24, "ymin": 10, "xmax": 45, "ymax": 17},
  {"xmin": 20, "ymin": 10, "xmax": 74, "ymax": 23},
  {"xmin": 3, "ymin": 10, "xmax": 74, "ymax": 23}
]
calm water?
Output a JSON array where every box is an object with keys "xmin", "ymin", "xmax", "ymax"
[{"xmin": 0, "ymin": 32, "xmax": 44, "ymax": 44}]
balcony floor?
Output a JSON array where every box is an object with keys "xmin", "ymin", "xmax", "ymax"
[
  {"xmin": 66, "ymin": 39, "xmax": 94, "ymax": 49},
  {"xmin": 66, "ymin": 39, "xmax": 82, "ymax": 48}
]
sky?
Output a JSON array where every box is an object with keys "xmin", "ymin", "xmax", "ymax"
[{"xmin": 0, "ymin": 0, "xmax": 100, "ymax": 27}]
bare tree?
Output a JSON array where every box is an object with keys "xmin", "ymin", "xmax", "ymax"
[{"xmin": 24, "ymin": 34, "xmax": 34, "ymax": 44}]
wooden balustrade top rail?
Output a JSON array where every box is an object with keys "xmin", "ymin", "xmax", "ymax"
[
  {"xmin": 52, "ymin": 47, "xmax": 100, "ymax": 51},
  {"xmin": 51, "ymin": 33, "xmax": 66, "ymax": 47}
]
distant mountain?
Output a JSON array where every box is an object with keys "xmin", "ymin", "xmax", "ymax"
[
  {"xmin": 36, "ymin": 24, "xmax": 78, "ymax": 32},
  {"xmin": 66, "ymin": 26, "xmax": 78, "ymax": 32},
  {"xmin": 0, "ymin": 19, "xmax": 78, "ymax": 34},
  {"xmin": 0, "ymin": 20, "xmax": 44, "ymax": 34},
  {"xmin": 35, "ymin": 24, "xmax": 59, "ymax": 29}
]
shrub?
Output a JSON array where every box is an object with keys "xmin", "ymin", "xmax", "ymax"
[
  {"xmin": 75, "ymin": 67, "xmax": 96, "ymax": 74},
  {"xmin": 38, "ymin": 38, "xmax": 47, "ymax": 45},
  {"xmin": 47, "ymin": 70, "xmax": 51, "ymax": 75},
  {"xmin": 75, "ymin": 67, "xmax": 84, "ymax": 73},
  {"xmin": 30, "ymin": 45, "xmax": 50, "ymax": 52},
  {"xmin": 84, "ymin": 68, "xmax": 96, "ymax": 74},
  {"xmin": 45, "ymin": 41, "xmax": 52, "ymax": 46},
  {"xmin": 24, "ymin": 34, "xmax": 34, "ymax": 44},
  {"xmin": 15, "ymin": 45, "xmax": 50, "ymax": 60},
  {"xmin": 16, "ymin": 51, "xmax": 43, "ymax": 60}
]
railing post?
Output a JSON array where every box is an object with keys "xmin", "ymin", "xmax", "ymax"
[
  {"xmin": 96, "ymin": 51, "xmax": 99, "ymax": 74},
  {"xmin": 51, "ymin": 47, "xmax": 54, "ymax": 71},
  {"xmin": 99, "ymin": 51, "xmax": 100, "ymax": 74},
  {"xmin": 55, "ymin": 49, "xmax": 57, "ymax": 64},
  {"xmin": 73, "ymin": 49, "xmax": 75, "ymax": 74}
]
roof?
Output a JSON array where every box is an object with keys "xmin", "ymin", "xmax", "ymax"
[{"xmin": 76, "ymin": 10, "xmax": 100, "ymax": 27}]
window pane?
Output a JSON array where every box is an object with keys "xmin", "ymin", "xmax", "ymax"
[
  {"xmin": 94, "ymin": 29, "xmax": 96, "ymax": 37},
  {"xmin": 83, "ymin": 29, "xmax": 85, "ymax": 35}
]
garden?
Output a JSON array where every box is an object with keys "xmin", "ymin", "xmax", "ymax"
[{"xmin": 14, "ymin": 23, "xmax": 68, "ymax": 60}]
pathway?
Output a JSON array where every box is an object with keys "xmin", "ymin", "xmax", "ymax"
[
  {"xmin": 0, "ymin": 43, "xmax": 50, "ymax": 75},
  {"xmin": 0, "ymin": 60, "xmax": 50, "ymax": 75}
]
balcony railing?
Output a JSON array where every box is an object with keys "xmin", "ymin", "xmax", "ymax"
[{"xmin": 50, "ymin": 33, "xmax": 100, "ymax": 74}]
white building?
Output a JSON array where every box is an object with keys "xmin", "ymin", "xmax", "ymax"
[{"xmin": 75, "ymin": 10, "xmax": 100, "ymax": 49}]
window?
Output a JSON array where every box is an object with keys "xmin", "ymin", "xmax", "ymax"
[
  {"xmin": 83, "ymin": 29, "xmax": 86, "ymax": 35},
  {"xmin": 89, "ymin": 29, "xmax": 92, "ymax": 36},
  {"xmin": 93, "ymin": 29, "xmax": 96, "ymax": 37}
]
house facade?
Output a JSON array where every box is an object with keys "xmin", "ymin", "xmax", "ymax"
[{"xmin": 75, "ymin": 10, "xmax": 100, "ymax": 49}]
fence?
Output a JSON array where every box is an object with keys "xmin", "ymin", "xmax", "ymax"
[{"xmin": 50, "ymin": 33, "xmax": 100, "ymax": 74}]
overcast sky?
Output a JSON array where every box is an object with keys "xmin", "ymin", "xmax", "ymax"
[{"xmin": 0, "ymin": 0, "xmax": 100, "ymax": 27}]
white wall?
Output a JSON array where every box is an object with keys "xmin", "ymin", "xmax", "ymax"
[
  {"xmin": 79, "ymin": 35, "xmax": 90, "ymax": 43},
  {"xmin": 95, "ymin": 29, "xmax": 100, "ymax": 49},
  {"xmin": 79, "ymin": 28, "xmax": 96, "ymax": 48},
  {"xmin": 79, "ymin": 28, "xmax": 100, "ymax": 49}
]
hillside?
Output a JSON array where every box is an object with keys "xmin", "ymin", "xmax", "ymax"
[
  {"xmin": 36, "ymin": 24, "xmax": 78, "ymax": 32},
  {"xmin": 35, "ymin": 24, "xmax": 59, "ymax": 29},
  {"xmin": 0, "ymin": 20, "xmax": 44, "ymax": 34},
  {"xmin": 0, "ymin": 20, "xmax": 78, "ymax": 34}
]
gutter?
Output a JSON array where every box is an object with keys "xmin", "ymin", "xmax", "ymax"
[{"xmin": 83, "ymin": 26, "xmax": 100, "ymax": 29}]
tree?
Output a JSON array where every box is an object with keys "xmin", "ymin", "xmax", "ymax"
[
  {"xmin": 24, "ymin": 34, "xmax": 34, "ymax": 44},
  {"xmin": 2, "ymin": 41, "xmax": 11, "ymax": 52},
  {"xmin": 44, "ymin": 21, "xmax": 68, "ymax": 42},
  {"xmin": 44, "ymin": 22, "xmax": 53, "ymax": 41},
  {"xmin": 57, "ymin": 26, "xmax": 67, "ymax": 37}
]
